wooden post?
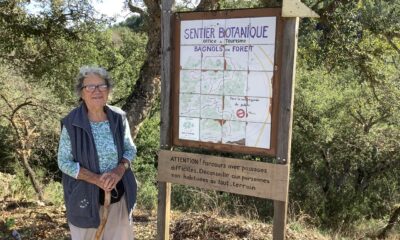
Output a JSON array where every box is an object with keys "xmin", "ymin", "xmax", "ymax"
[
  {"xmin": 158, "ymin": 0, "xmax": 174, "ymax": 239},
  {"xmin": 273, "ymin": 17, "xmax": 299, "ymax": 240}
]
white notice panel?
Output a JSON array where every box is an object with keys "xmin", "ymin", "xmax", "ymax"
[{"xmin": 174, "ymin": 9, "xmax": 282, "ymax": 155}]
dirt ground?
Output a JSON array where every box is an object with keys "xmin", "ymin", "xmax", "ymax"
[
  {"xmin": 0, "ymin": 199, "xmax": 396, "ymax": 240},
  {"xmin": 0, "ymin": 199, "xmax": 325, "ymax": 240}
]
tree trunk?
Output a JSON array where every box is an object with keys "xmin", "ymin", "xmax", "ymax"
[
  {"xmin": 20, "ymin": 150, "xmax": 44, "ymax": 201},
  {"xmin": 378, "ymin": 205, "xmax": 400, "ymax": 239},
  {"xmin": 122, "ymin": 0, "xmax": 162, "ymax": 140},
  {"xmin": 196, "ymin": 0, "xmax": 220, "ymax": 10},
  {"xmin": 0, "ymin": 95, "xmax": 45, "ymax": 201}
]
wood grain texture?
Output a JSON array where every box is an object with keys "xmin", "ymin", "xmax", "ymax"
[
  {"xmin": 273, "ymin": 17, "xmax": 299, "ymax": 240},
  {"xmin": 158, "ymin": 150, "xmax": 289, "ymax": 201},
  {"xmin": 157, "ymin": 1, "xmax": 174, "ymax": 239}
]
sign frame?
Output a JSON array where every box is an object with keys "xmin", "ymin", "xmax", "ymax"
[{"xmin": 171, "ymin": 8, "xmax": 284, "ymax": 156}]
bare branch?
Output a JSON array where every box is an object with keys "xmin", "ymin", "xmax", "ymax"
[
  {"xmin": 0, "ymin": 114, "xmax": 11, "ymax": 122},
  {"xmin": 27, "ymin": 100, "xmax": 61, "ymax": 115},
  {"xmin": 0, "ymin": 94, "xmax": 13, "ymax": 110},
  {"xmin": 10, "ymin": 100, "xmax": 33, "ymax": 121},
  {"xmin": 378, "ymin": 205, "xmax": 400, "ymax": 239},
  {"xmin": 349, "ymin": 111, "xmax": 364, "ymax": 127},
  {"xmin": 311, "ymin": 0, "xmax": 326, "ymax": 9},
  {"xmin": 0, "ymin": 111, "xmax": 22, "ymax": 148},
  {"xmin": 195, "ymin": 0, "xmax": 220, "ymax": 11},
  {"xmin": 384, "ymin": 35, "xmax": 400, "ymax": 55},
  {"xmin": 127, "ymin": 0, "xmax": 147, "ymax": 16}
]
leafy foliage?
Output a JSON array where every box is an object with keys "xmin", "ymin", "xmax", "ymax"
[
  {"xmin": 0, "ymin": 63, "xmax": 66, "ymax": 200},
  {"xmin": 0, "ymin": 0, "xmax": 147, "ymax": 104},
  {"xmin": 116, "ymin": 15, "xmax": 145, "ymax": 32},
  {"xmin": 291, "ymin": 0, "xmax": 400, "ymax": 229},
  {"xmin": 167, "ymin": 0, "xmax": 400, "ymax": 231},
  {"xmin": 133, "ymin": 112, "xmax": 160, "ymax": 210},
  {"xmin": 290, "ymin": 66, "xmax": 399, "ymax": 228}
]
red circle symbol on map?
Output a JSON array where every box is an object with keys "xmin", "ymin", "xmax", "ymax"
[{"xmin": 236, "ymin": 109, "xmax": 246, "ymax": 118}]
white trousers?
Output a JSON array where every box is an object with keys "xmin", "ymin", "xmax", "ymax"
[{"xmin": 68, "ymin": 195, "xmax": 134, "ymax": 240}]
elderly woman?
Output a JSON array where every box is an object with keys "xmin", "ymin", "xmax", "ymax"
[{"xmin": 57, "ymin": 66, "xmax": 137, "ymax": 240}]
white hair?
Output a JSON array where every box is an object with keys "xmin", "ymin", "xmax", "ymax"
[{"xmin": 75, "ymin": 66, "xmax": 113, "ymax": 100}]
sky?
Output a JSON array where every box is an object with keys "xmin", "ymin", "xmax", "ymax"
[
  {"xmin": 92, "ymin": 1, "xmax": 131, "ymax": 22},
  {"xmin": 92, "ymin": 0, "xmax": 195, "ymax": 19},
  {"xmin": 26, "ymin": 0, "xmax": 194, "ymax": 23},
  {"xmin": 25, "ymin": 0, "xmax": 133, "ymax": 23}
]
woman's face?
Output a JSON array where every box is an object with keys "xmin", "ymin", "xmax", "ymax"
[{"xmin": 81, "ymin": 74, "xmax": 109, "ymax": 111}]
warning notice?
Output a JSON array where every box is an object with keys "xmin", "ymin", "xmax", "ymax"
[{"xmin": 157, "ymin": 150, "xmax": 288, "ymax": 201}]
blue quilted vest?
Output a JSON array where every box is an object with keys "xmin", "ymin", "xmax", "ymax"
[{"xmin": 60, "ymin": 103, "xmax": 137, "ymax": 228}]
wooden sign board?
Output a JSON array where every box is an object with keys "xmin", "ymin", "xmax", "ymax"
[
  {"xmin": 158, "ymin": 150, "xmax": 289, "ymax": 201},
  {"xmin": 171, "ymin": 8, "xmax": 284, "ymax": 156}
]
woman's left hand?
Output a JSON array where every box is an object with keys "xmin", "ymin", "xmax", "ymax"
[{"xmin": 99, "ymin": 166, "xmax": 124, "ymax": 191}]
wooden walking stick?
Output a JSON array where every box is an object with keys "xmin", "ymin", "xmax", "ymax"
[{"xmin": 95, "ymin": 191, "xmax": 111, "ymax": 240}]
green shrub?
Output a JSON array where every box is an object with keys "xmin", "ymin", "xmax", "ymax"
[
  {"xmin": 136, "ymin": 181, "xmax": 157, "ymax": 210},
  {"xmin": 132, "ymin": 113, "xmax": 160, "ymax": 210},
  {"xmin": 43, "ymin": 181, "xmax": 64, "ymax": 206},
  {"xmin": 9, "ymin": 165, "xmax": 37, "ymax": 200}
]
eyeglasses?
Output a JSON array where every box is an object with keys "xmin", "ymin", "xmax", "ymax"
[{"xmin": 81, "ymin": 84, "xmax": 109, "ymax": 93}]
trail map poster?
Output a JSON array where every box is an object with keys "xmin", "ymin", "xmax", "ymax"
[{"xmin": 172, "ymin": 9, "xmax": 282, "ymax": 156}]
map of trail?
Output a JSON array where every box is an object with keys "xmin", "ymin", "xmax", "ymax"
[{"xmin": 178, "ymin": 17, "xmax": 276, "ymax": 149}]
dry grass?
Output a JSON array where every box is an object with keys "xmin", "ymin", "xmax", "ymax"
[
  {"xmin": 0, "ymin": 197, "xmax": 398, "ymax": 240},
  {"xmin": 169, "ymin": 211, "xmax": 330, "ymax": 240}
]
